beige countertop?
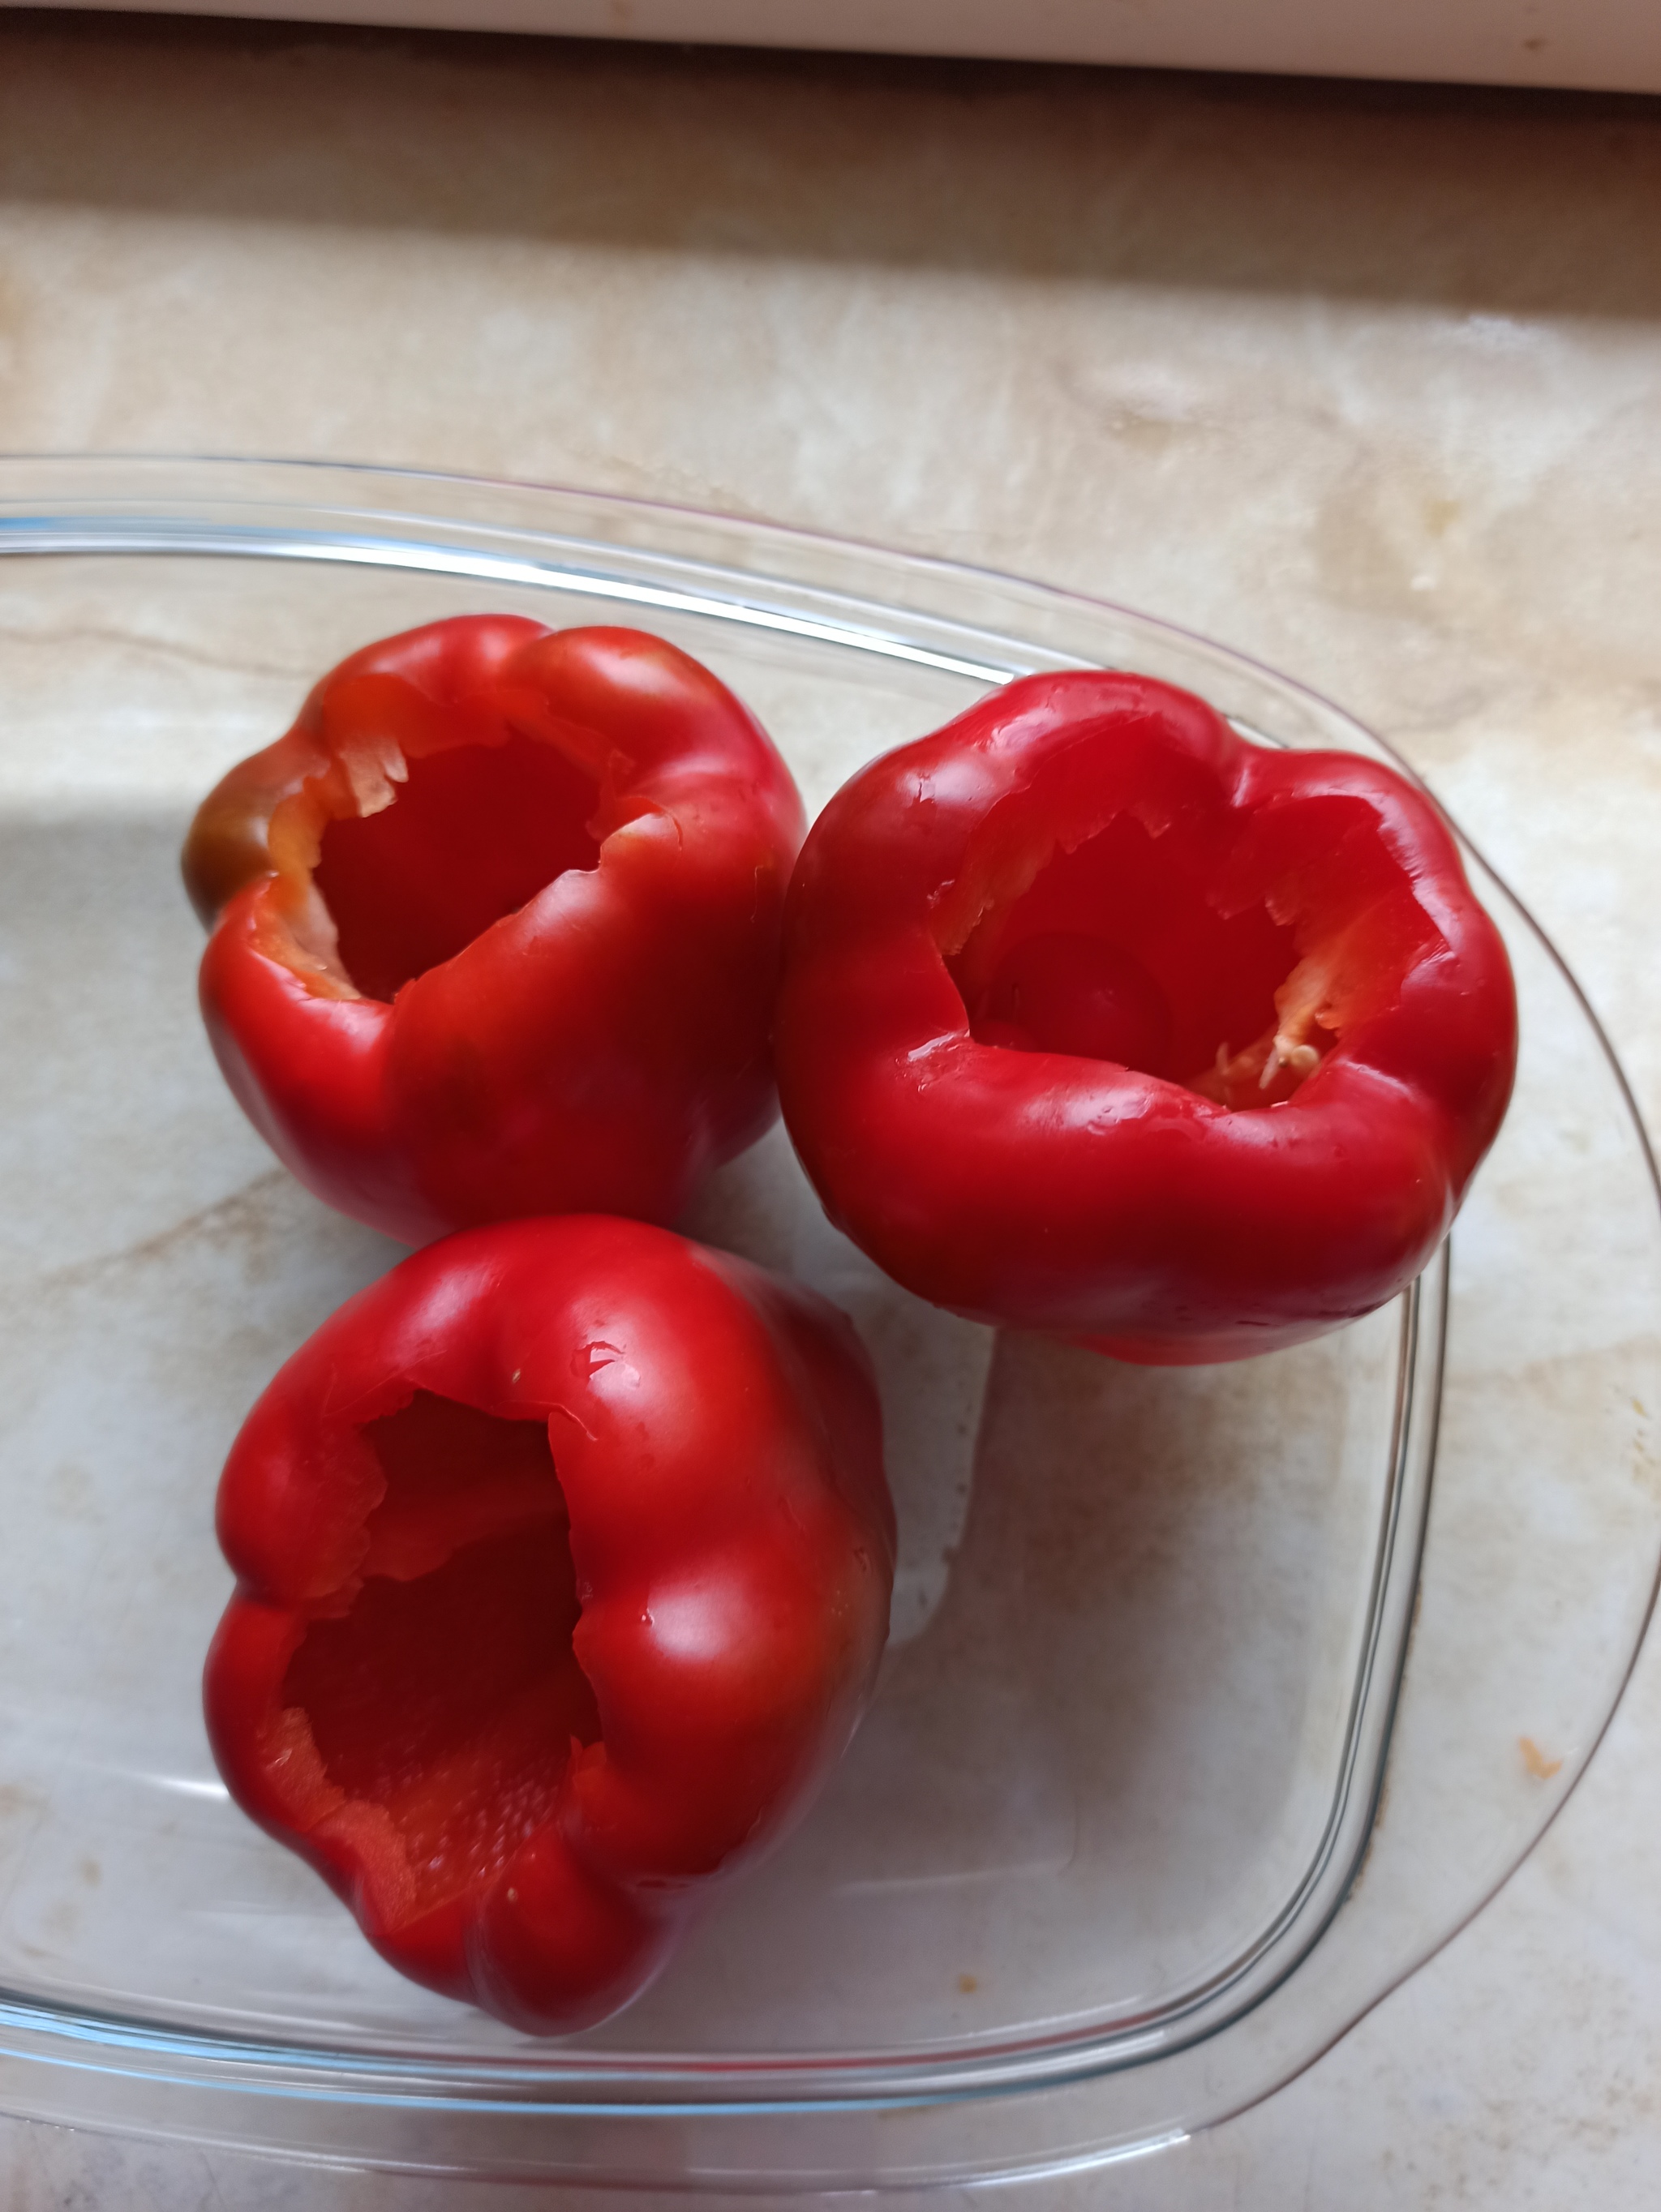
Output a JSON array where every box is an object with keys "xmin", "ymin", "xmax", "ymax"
[{"xmin": 2, "ymin": 11, "xmax": 1659, "ymax": 2206}]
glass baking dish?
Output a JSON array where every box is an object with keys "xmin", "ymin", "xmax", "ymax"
[{"xmin": 0, "ymin": 457, "xmax": 1655, "ymax": 2191}]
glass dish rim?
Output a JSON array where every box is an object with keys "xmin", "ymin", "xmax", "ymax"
[{"xmin": 0, "ymin": 452, "xmax": 1655, "ymax": 2148}]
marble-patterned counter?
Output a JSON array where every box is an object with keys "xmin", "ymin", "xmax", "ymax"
[{"xmin": 1, "ymin": 13, "xmax": 1659, "ymax": 2206}]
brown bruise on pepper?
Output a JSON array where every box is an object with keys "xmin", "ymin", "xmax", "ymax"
[{"xmin": 181, "ymin": 722, "xmax": 333, "ymax": 931}]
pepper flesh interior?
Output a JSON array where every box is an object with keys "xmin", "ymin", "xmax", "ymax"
[
  {"xmin": 313, "ymin": 734, "xmax": 601, "ymax": 1001},
  {"xmin": 950, "ymin": 812, "xmax": 1297, "ymax": 1093},
  {"xmin": 283, "ymin": 1391, "xmax": 599, "ymax": 1920}
]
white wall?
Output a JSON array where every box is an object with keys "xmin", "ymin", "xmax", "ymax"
[{"xmin": 12, "ymin": 0, "xmax": 1661, "ymax": 94}]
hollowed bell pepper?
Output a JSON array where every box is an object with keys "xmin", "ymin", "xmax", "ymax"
[
  {"xmin": 775, "ymin": 670, "xmax": 1517, "ymax": 1364},
  {"xmin": 204, "ymin": 1214, "xmax": 894, "ymax": 2034},
  {"xmin": 183, "ymin": 617, "xmax": 805, "ymax": 1245}
]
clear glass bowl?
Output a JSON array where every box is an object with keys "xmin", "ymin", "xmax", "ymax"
[{"xmin": 0, "ymin": 457, "xmax": 1655, "ymax": 2190}]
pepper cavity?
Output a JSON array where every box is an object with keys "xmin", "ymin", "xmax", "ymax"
[
  {"xmin": 310, "ymin": 731, "xmax": 603, "ymax": 1003},
  {"xmin": 282, "ymin": 1391, "xmax": 598, "ymax": 1927},
  {"xmin": 942, "ymin": 753, "xmax": 1444, "ymax": 1113}
]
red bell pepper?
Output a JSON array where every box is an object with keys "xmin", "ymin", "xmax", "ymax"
[
  {"xmin": 204, "ymin": 1214, "xmax": 893, "ymax": 2034},
  {"xmin": 183, "ymin": 617, "xmax": 805, "ymax": 1245},
  {"xmin": 775, "ymin": 671, "xmax": 1517, "ymax": 1364}
]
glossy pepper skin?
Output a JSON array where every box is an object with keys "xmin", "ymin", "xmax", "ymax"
[
  {"xmin": 204, "ymin": 1215, "xmax": 894, "ymax": 2034},
  {"xmin": 775, "ymin": 671, "xmax": 1517, "ymax": 1365},
  {"xmin": 183, "ymin": 617, "xmax": 806, "ymax": 1245}
]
